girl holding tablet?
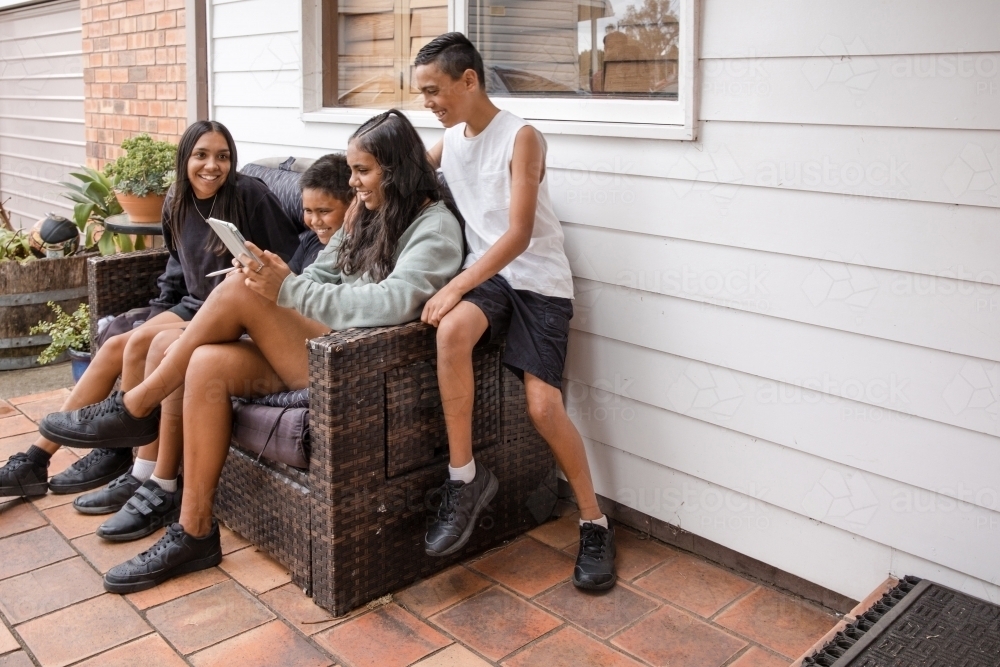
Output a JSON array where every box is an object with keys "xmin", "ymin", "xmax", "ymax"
[
  {"xmin": 3, "ymin": 121, "xmax": 299, "ymax": 541},
  {"xmin": 43, "ymin": 110, "xmax": 465, "ymax": 592}
]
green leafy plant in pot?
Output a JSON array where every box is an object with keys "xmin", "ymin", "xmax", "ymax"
[
  {"xmin": 59, "ymin": 167, "xmax": 143, "ymax": 256},
  {"xmin": 30, "ymin": 302, "xmax": 91, "ymax": 382},
  {"xmin": 104, "ymin": 134, "xmax": 177, "ymax": 224}
]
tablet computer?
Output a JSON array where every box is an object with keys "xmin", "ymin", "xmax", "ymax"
[{"xmin": 206, "ymin": 217, "xmax": 262, "ymax": 268}]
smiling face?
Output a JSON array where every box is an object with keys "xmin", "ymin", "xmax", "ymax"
[
  {"xmin": 346, "ymin": 141, "xmax": 384, "ymax": 210},
  {"xmin": 414, "ymin": 62, "xmax": 478, "ymax": 128},
  {"xmin": 302, "ymin": 188, "xmax": 349, "ymax": 245},
  {"xmin": 186, "ymin": 131, "xmax": 231, "ymax": 199}
]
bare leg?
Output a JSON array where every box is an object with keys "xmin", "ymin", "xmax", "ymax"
[
  {"xmin": 119, "ymin": 322, "xmax": 187, "ymax": 468},
  {"xmin": 435, "ymin": 303, "xmax": 489, "ymax": 468},
  {"xmin": 179, "ymin": 341, "xmax": 286, "ymax": 537},
  {"xmin": 124, "ymin": 276, "xmax": 328, "ymax": 418},
  {"xmin": 33, "ymin": 312, "xmax": 184, "ymax": 455},
  {"xmin": 524, "ymin": 374, "xmax": 602, "ymax": 521},
  {"xmin": 141, "ymin": 329, "xmax": 186, "ymax": 480}
]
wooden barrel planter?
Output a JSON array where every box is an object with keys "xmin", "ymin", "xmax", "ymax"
[{"xmin": 0, "ymin": 254, "xmax": 92, "ymax": 371}]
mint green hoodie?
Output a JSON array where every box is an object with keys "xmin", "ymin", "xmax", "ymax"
[{"xmin": 277, "ymin": 201, "xmax": 463, "ymax": 330}]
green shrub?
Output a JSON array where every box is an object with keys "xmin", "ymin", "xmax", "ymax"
[
  {"xmin": 30, "ymin": 302, "xmax": 91, "ymax": 365},
  {"xmin": 104, "ymin": 134, "xmax": 177, "ymax": 197}
]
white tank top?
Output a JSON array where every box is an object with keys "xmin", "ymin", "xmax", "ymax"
[{"xmin": 440, "ymin": 110, "xmax": 574, "ymax": 299}]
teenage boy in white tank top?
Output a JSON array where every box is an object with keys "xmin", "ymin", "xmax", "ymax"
[{"xmin": 415, "ymin": 32, "xmax": 616, "ymax": 590}]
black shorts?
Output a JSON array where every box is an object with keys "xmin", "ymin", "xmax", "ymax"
[
  {"xmin": 462, "ymin": 275, "xmax": 573, "ymax": 389},
  {"xmin": 167, "ymin": 304, "xmax": 197, "ymax": 322}
]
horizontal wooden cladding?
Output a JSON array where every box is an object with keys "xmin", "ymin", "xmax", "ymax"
[
  {"xmin": 701, "ymin": 0, "xmax": 1000, "ymax": 58},
  {"xmin": 549, "ymin": 169, "xmax": 1000, "ymax": 289},
  {"xmin": 587, "ymin": 439, "xmax": 888, "ymax": 601},
  {"xmin": 580, "ymin": 400, "xmax": 1000, "ymax": 590},
  {"xmin": 701, "ymin": 52, "xmax": 1000, "ymax": 131},
  {"xmin": 212, "ymin": 71, "xmax": 302, "ymax": 107},
  {"xmin": 565, "ymin": 330, "xmax": 1000, "ymax": 515},
  {"xmin": 584, "ymin": 437, "xmax": 1000, "ymax": 603},
  {"xmin": 545, "ymin": 122, "xmax": 1000, "ymax": 209},
  {"xmin": 211, "ymin": 0, "xmax": 300, "ymax": 39},
  {"xmin": 212, "ymin": 33, "xmax": 300, "ymax": 73},
  {"xmin": 0, "ymin": 115, "xmax": 85, "ymax": 143},
  {"xmin": 563, "ymin": 224, "xmax": 999, "ymax": 361},
  {"xmin": 570, "ymin": 277, "xmax": 999, "ymax": 438}
]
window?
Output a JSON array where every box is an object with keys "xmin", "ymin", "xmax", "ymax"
[{"xmin": 312, "ymin": 0, "xmax": 696, "ymax": 138}]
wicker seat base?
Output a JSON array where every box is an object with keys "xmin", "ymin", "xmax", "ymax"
[{"xmin": 215, "ymin": 446, "xmax": 312, "ymax": 592}]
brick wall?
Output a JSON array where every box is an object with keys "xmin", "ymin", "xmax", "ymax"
[{"xmin": 82, "ymin": 0, "xmax": 189, "ymax": 169}]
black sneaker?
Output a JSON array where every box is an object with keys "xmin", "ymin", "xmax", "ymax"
[
  {"xmin": 97, "ymin": 479, "xmax": 182, "ymax": 542},
  {"xmin": 49, "ymin": 448, "xmax": 133, "ymax": 495},
  {"xmin": 424, "ymin": 463, "xmax": 499, "ymax": 557},
  {"xmin": 39, "ymin": 391, "xmax": 160, "ymax": 450},
  {"xmin": 103, "ymin": 521, "xmax": 222, "ymax": 594},
  {"xmin": 572, "ymin": 520, "xmax": 617, "ymax": 590},
  {"xmin": 0, "ymin": 453, "xmax": 49, "ymax": 498},
  {"xmin": 73, "ymin": 471, "xmax": 142, "ymax": 515}
]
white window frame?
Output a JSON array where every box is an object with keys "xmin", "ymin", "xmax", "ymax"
[{"xmin": 300, "ymin": 0, "xmax": 699, "ymax": 141}]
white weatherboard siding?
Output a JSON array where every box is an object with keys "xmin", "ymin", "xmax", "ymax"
[
  {"xmin": 0, "ymin": 0, "xmax": 84, "ymax": 229},
  {"xmin": 210, "ymin": 0, "xmax": 1000, "ymax": 603}
]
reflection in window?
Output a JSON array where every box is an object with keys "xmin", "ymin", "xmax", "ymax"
[
  {"xmin": 335, "ymin": 0, "xmax": 448, "ymax": 108},
  {"xmin": 326, "ymin": 0, "xmax": 679, "ymax": 109},
  {"xmin": 469, "ymin": 0, "xmax": 679, "ymax": 98}
]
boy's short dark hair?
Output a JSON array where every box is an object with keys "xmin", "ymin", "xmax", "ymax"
[
  {"xmin": 414, "ymin": 32, "xmax": 485, "ymax": 89},
  {"xmin": 300, "ymin": 153, "xmax": 351, "ymax": 203}
]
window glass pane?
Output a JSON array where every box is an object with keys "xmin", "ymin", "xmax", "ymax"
[
  {"xmin": 468, "ymin": 0, "xmax": 679, "ymax": 99},
  {"xmin": 336, "ymin": 0, "xmax": 448, "ymax": 108}
]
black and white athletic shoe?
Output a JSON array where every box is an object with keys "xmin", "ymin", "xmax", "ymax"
[
  {"xmin": 423, "ymin": 463, "xmax": 499, "ymax": 557},
  {"xmin": 572, "ymin": 520, "xmax": 617, "ymax": 590}
]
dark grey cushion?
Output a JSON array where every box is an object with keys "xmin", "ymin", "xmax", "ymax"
[
  {"xmin": 231, "ymin": 403, "xmax": 309, "ymax": 469},
  {"xmin": 240, "ymin": 161, "xmax": 304, "ymax": 232}
]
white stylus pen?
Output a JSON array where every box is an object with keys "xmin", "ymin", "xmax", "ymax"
[{"xmin": 206, "ymin": 266, "xmax": 240, "ymax": 278}]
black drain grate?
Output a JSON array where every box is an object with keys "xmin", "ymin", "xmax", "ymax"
[{"xmin": 803, "ymin": 576, "xmax": 1000, "ymax": 667}]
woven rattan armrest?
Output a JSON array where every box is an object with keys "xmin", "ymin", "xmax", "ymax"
[
  {"xmin": 87, "ymin": 248, "xmax": 170, "ymax": 346},
  {"xmin": 306, "ymin": 321, "xmax": 436, "ymax": 504}
]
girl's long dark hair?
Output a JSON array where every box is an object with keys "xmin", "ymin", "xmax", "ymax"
[
  {"xmin": 167, "ymin": 120, "xmax": 246, "ymax": 255},
  {"xmin": 336, "ymin": 110, "xmax": 441, "ymax": 282}
]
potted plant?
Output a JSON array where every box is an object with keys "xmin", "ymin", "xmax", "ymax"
[
  {"xmin": 104, "ymin": 134, "xmax": 177, "ymax": 224},
  {"xmin": 30, "ymin": 302, "xmax": 91, "ymax": 382},
  {"xmin": 60, "ymin": 166, "xmax": 146, "ymax": 255},
  {"xmin": 0, "ymin": 199, "xmax": 93, "ymax": 372}
]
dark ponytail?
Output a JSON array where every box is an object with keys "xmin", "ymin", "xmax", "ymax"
[{"xmin": 336, "ymin": 110, "xmax": 441, "ymax": 282}]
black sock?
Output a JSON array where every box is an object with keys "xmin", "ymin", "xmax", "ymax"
[{"xmin": 25, "ymin": 446, "xmax": 52, "ymax": 466}]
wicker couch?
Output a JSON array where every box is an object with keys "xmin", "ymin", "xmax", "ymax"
[{"xmin": 87, "ymin": 161, "xmax": 557, "ymax": 615}]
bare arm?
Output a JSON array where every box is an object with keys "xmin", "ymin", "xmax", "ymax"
[
  {"xmin": 422, "ymin": 125, "xmax": 543, "ymax": 326},
  {"xmin": 426, "ymin": 138, "xmax": 444, "ymax": 170}
]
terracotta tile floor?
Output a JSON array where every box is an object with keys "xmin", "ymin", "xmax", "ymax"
[{"xmin": 0, "ymin": 390, "xmax": 841, "ymax": 666}]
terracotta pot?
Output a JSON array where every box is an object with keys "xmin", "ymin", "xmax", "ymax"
[{"xmin": 116, "ymin": 191, "xmax": 166, "ymax": 224}]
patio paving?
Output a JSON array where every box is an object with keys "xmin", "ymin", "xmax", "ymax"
[{"xmin": 0, "ymin": 389, "xmax": 841, "ymax": 666}]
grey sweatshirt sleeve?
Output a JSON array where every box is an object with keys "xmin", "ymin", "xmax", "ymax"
[{"xmin": 276, "ymin": 203, "xmax": 464, "ymax": 330}]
